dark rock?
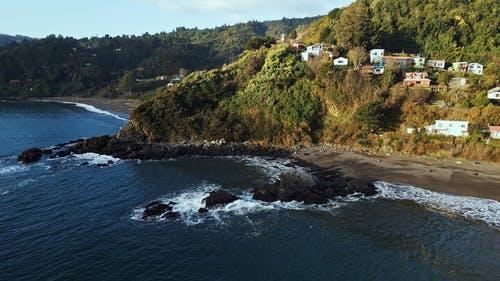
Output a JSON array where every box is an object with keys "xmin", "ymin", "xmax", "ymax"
[
  {"xmin": 50, "ymin": 149, "xmax": 71, "ymax": 159},
  {"xmin": 252, "ymin": 187, "xmax": 277, "ymax": 202},
  {"xmin": 161, "ymin": 211, "xmax": 180, "ymax": 219},
  {"xmin": 18, "ymin": 148, "xmax": 43, "ymax": 164},
  {"xmin": 107, "ymin": 160, "xmax": 114, "ymax": 165},
  {"xmin": 203, "ymin": 190, "xmax": 239, "ymax": 208},
  {"xmin": 96, "ymin": 163, "xmax": 110, "ymax": 168},
  {"xmin": 42, "ymin": 148, "xmax": 53, "ymax": 154},
  {"xmin": 198, "ymin": 208, "xmax": 209, "ymax": 214},
  {"xmin": 345, "ymin": 179, "xmax": 377, "ymax": 196},
  {"xmin": 80, "ymin": 161, "xmax": 90, "ymax": 166},
  {"xmin": 304, "ymin": 192, "xmax": 328, "ymax": 205},
  {"xmin": 142, "ymin": 202, "xmax": 172, "ymax": 218}
]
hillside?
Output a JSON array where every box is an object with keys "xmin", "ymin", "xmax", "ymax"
[
  {"xmin": 0, "ymin": 17, "xmax": 318, "ymax": 99},
  {"xmin": 120, "ymin": 0, "xmax": 500, "ymax": 162},
  {"xmin": 0, "ymin": 34, "xmax": 32, "ymax": 46},
  {"xmin": 300, "ymin": 0, "xmax": 499, "ymax": 62}
]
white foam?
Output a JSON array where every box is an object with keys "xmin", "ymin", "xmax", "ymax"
[
  {"xmin": 73, "ymin": 153, "xmax": 120, "ymax": 166},
  {"xmin": 374, "ymin": 181, "xmax": 500, "ymax": 228},
  {"xmin": 229, "ymin": 156, "xmax": 309, "ymax": 181},
  {"xmin": 1, "ymin": 191, "xmax": 9, "ymax": 195},
  {"xmin": 42, "ymin": 100, "xmax": 128, "ymax": 122},
  {"xmin": 0, "ymin": 165, "xmax": 28, "ymax": 175},
  {"xmin": 132, "ymin": 183, "xmax": 347, "ymax": 225}
]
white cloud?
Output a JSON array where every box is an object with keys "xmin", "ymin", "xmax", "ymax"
[{"xmin": 144, "ymin": 0, "xmax": 353, "ymax": 18}]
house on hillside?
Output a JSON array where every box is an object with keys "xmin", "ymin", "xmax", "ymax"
[
  {"xmin": 403, "ymin": 72, "xmax": 431, "ymax": 87},
  {"xmin": 467, "ymin": 63, "xmax": 483, "ymax": 75},
  {"xmin": 413, "ymin": 56, "xmax": 426, "ymax": 69},
  {"xmin": 370, "ymin": 49, "xmax": 385, "ymax": 64},
  {"xmin": 333, "ymin": 57, "xmax": 348, "ymax": 66},
  {"xmin": 382, "ymin": 55, "xmax": 414, "ymax": 69},
  {"xmin": 488, "ymin": 87, "xmax": 500, "ymax": 100},
  {"xmin": 427, "ymin": 59, "xmax": 446, "ymax": 69},
  {"xmin": 301, "ymin": 43, "xmax": 332, "ymax": 61},
  {"xmin": 452, "ymin": 62, "xmax": 468, "ymax": 72},
  {"xmin": 425, "ymin": 120, "xmax": 469, "ymax": 137},
  {"xmin": 489, "ymin": 126, "xmax": 500, "ymax": 139},
  {"xmin": 373, "ymin": 64, "xmax": 385, "ymax": 74}
]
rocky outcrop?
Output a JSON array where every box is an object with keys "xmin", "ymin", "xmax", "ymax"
[
  {"xmin": 252, "ymin": 168, "xmax": 376, "ymax": 205},
  {"xmin": 203, "ymin": 190, "xmax": 239, "ymax": 208},
  {"xmin": 18, "ymin": 148, "xmax": 43, "ymax": 164},
  {"xmin": 142, "ymin": 201, "xmax": 178, "ymax": 219}
]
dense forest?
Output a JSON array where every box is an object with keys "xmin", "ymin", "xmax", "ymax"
[
  {"xmin": 121, "ymin": 0, "xmax": 500, "ymax": 162},
  {"xmin": 0, "ymin": 17, "xmax": 318, "ymax": 98}
]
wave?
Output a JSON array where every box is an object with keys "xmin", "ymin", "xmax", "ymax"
[
  {"xmin": 73, "ymin": 153, "xmax": 121, "ymax": 166},
  {"xmin": 228, "ymin": 156, "xmax": 308, "ymax": 181},
  {"xmin": 374, "ymin": 181, "xmax": 500, "ymax": 228},
  {"xmin": 0, "ymin": 165, "xmax": 28, "ymax": 175},
  {"xmin": 131, "ymin": 183, "xmax": 349, "ymax": 226},
  {"xmin": 40, "ymin": 100, "xmax": 128, "ymax": 122}
]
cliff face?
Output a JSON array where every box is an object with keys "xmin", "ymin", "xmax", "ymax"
[{"xmin": 119, "ymin": 44, "xmax": 324, "ymax": 146}]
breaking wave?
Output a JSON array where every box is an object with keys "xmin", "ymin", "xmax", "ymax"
[
  {"xmin": 374, "ymin": 181, "xmax": 500, "ymax": 228},
  {"xmin": 73, "ymin": 153, "xmax": 121, "ymax": 166},
  {"xmin": 45, "ymin": 100, "xmax": 128, "ymax": 122},
  {"xmin": 0, "ymin": 165, "xmax": 28, "ymax": 175}
]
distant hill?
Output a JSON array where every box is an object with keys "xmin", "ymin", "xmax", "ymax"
[
  {"xmin": 0, "ymin": 34, "xmax": 33, "ymax": 46},
  {"xmin": 0, "ymin": 17, "xmax": 319, "ymax": 98}
]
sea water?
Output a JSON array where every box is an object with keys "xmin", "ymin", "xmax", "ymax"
[{"xmin": 0, "ymin": 101, "xmax": 499, "ymax": 281}]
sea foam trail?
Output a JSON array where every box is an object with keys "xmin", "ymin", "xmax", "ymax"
[
  {"xmin": 42, "ymin": 100, "xmax": 128, "ymax": 122},
  {"xmin": 374, "ymin": 181, "xmax": 500, "ymax": 228}
]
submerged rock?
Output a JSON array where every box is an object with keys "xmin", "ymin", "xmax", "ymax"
[
  {"xmin": 18, "ymin": 148, "xmax": 43, "ymax": 164},
  {"xmin": 203, "ymin": 190, "xmax": 239, "ymax": 208}
]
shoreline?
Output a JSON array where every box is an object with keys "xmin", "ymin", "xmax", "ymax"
[
  {"xmin": 36, "ymin": 97, "xmax": 141, "ymax": 115},
  {"xmin": 295, "ymin": 145, "xmax": 500, "ymax": 202}
]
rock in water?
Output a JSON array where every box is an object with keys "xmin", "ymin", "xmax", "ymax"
[
  {"xmin": 142, "ymin": 201, "xmax": 173, "ymax": 218},
  {"xmin": 18, "ymin": 148, "xmax": 43, "ymax": 164},
  {"xmin": 203, "ymin": 190, "xmax": 239, "ymax": 208}
]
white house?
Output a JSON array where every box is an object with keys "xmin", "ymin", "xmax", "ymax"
[
  {"xmin": 489, "ymin": 126, "xmax": 500, "ymax": 139},
  {"xmin": 370, "ymin": 49, "xmax": 385, "ymax": 64},
  {"xmin": 333, "ymin": 57, "xmax": 349, "ymax": 66},
  {"xmin": 427, "ymin": 60, "xmax": 446, "ymax": 69},
  {"xmin": 487, "ymin": 87, "xmax": 500, "ymax": 100},
  {"xmin": 301, "ymin": 43, "xmax": 332, "ymax": 61},
  {"xmin": 413, "ymin": 56, "xmax": 426, "ymax": 69},
  {"xmin": 425, "ymin": 120, "xmax": 469, "ymax": 137},
  {"xmin": 467, "ymin": 63, "xmax": 483, "ymax": 75}
]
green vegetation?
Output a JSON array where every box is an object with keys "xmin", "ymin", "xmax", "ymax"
[{"xmin": 0, "ymin": 17, "xmax": 318, "ymax": 99}]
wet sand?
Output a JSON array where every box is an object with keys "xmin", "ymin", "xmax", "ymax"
[
  {"xmin": 296, "ymin": 145, "xmax": 500, "ymax": 201},
  {"xmin": 42, "ymin": 97, "xmax": 141, "ymax": 114}
]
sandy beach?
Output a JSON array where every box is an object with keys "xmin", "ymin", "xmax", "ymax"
[
  {"xmin": 296, "ymin": 145, "xmax": 500, "ymax": 201},
  {"xmin": 42, "ymin": 97, "xmax": 142, "ymax": 114}
]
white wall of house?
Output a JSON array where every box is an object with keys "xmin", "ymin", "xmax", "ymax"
[
  {"xmin": 334, "ymin": 57, "xmax": 348, "ymax": 66},
  {"xmin": 370, "ymin": 49, "xmax": 384, "ymax": 64},
  {"xmin": 427, "ymin": 60, "xmax": 445, "ymax": 69},
  {"xmin": 467, "ymin": 63, "xmax": 483, "ymax": 75},
  {"xmin": 425, "ymin": 120, "xmax": 469, "ymax": 137},
  {"xmin": 414, "ymin": 56, "xmax": 426, "ymax": 68},
  {"xmin": 490, "ymin": 127, "xmax": 500, "ymax": 139},
  {"xmin": 488, "ymin": 87, "xmax": 500, "ymax": 100}
]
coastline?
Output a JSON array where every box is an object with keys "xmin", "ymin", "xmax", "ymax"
[
  {"xmin": 295, "ymin": 145, "xmax": 500, "ymax": 202},
  {"xmin": 39, "ymin": 97, "xmax": 141, "ymax": 114}
]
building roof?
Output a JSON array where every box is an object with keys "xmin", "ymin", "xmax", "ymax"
[
  {"xmin": 488, "ymin": 87, "xmax": 500, "ymax": 93},
  {"xmin": 382, "ymin": 55, "xmax": 413, "ymax": 60},
  {"xmin": 489, "ymin": 126, "xmax": 500, "ymax": 132}
]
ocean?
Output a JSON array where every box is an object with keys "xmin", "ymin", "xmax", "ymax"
[{"xmin": 1, "ymin": 100, "xmax": 499, "ymax": 281}]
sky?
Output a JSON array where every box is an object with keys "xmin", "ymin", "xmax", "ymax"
[{"xmin": 0, "ymin": 0, "xmax": 355, "ymax": 38}]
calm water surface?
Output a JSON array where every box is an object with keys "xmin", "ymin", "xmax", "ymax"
[{"xmin": 0, "ymin": 101, "xmax": 499, "ymax": 281}]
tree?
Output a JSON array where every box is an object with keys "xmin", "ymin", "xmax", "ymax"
[
  {"xmin": 347, "ymin": 46, "xmax": 367, "ymax": 70},
  {"xmin": 353, "ymin": 100, "xmax": 385, "ymax": 131},
  {"xmin": 336, "ymin": 3, "xmax": 373, "ymax": 49},
  {"xmin": 118, "ymin": 71, "xmax": 135, "ymax": 93}
]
